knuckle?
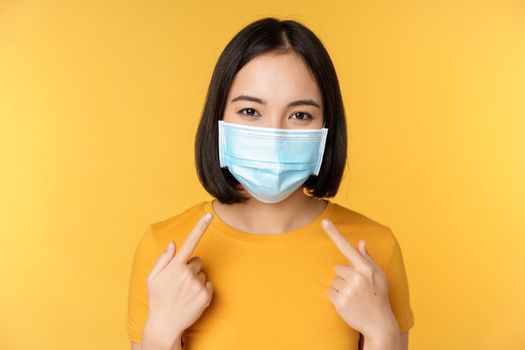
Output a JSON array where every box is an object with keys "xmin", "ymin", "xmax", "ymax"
[
  {"xmin": 336, "ymin": 264, "xmax": 350, "ymax": 276},
  {"xmin": 188, "ymin": 256, "xmax": 202, "ymax": 268},
  {"xmin": 195, "ymin": 257, "xmax": 203, "ymax": 269},
  {"xmin": 354, "ymin": 273, "xmax": 367, "ymax": 286},
  {"xmin": 197, "ymin": 285, "xmax": 210, "ymax": 298},
  {"xmin": 362, "ymin": 264, "xmax": 374, "ymax": 276},
  {"xmin": 338, "ymin": 293, "xmax": 350, "ymax": 308},
  {"xmin": 189, "ymin": 278, "xmax": 202, "ymax": 290},
  {"xmin": 180, "ymin": 266, "xmax": 192, "ymax": 279}
]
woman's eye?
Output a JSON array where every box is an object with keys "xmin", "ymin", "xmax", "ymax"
[
  {"xmin": 238, "ymin": 108, "xmax": 260, "ymax": 117},
  {"xmin": 237, "ymin": 109, "xmax": 312, "ymax": 120},
  {"xmin": 290, "ymin": 112, "xmax": 312, "ymax": 121}
]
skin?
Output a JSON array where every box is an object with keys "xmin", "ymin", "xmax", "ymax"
[{"xmin": 132, "ymin": 51, "xmax": 409, "ymax": 350}]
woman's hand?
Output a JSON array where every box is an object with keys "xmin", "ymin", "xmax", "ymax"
[
  {"xmin": 144, "ymin": 213, "xmax": 215, "ymax": 345},
  {"xmin": 321, "ymin": 219, "xmax": 399, "ymax": 342}
]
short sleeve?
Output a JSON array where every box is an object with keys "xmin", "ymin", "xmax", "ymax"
[
  {"xmin": 127, "ymin": 225, "xmax": 156, "ymax": 345},
  {"xmin": 384, "ymin": 228, "xmax": 415, "ymax": 333}
]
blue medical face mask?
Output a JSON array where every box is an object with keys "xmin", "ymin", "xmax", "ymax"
[{"xmin": 218, "ymin": 120, "xmax": 328, "ymax": 203}]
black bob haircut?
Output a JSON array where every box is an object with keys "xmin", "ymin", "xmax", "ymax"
[{"xmin": 195, "ymin": 17, "xmax": 348, "ymax": 204}]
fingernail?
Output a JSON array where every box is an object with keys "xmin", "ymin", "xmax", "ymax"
[
  {"xmin": 321, "ymin": 219, "xmax": 330, "ymax": 229},
  {"xmin": 204, "ymin": 212, "xmax": 213, "ymax": 222}
]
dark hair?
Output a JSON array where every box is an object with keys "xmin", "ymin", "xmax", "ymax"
[{"xmin": 195, "ymin": 17, "xmax": 348, "ymax": 204}]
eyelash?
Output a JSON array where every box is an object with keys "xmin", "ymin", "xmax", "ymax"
[{"xmin": 237, "ymin": 108, "xmax": 313, "ymax": 121}]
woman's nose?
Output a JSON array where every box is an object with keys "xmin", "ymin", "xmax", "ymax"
[{"xmin": 267, "ymin": 116, "xmax": 286, "ymax": 129}]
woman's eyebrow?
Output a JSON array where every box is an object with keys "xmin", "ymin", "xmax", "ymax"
[{"xmin": 230, "ymin": 95, "xmax": 321, "ymax": 108}]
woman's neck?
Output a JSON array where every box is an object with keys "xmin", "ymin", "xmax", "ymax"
[{"xmin": 211, "ymin": 187, "xmax": 328, "ymax": 234}]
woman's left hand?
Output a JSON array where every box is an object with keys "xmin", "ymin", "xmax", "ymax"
[{"xmin": 321, "ymin": 219, "xmax": 398, "ymax": 341}]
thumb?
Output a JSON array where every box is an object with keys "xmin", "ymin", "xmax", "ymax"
[
  {"xmin": 358, "ymin": 240, "xmax": 370, "ymax": 258},
  {"xmin": 166, "ymin": 240, "xmax": 176, "ymax": 255},
  {"xmin": 148, "ymin": 240, "xmax": 177, "ymax": 279},
  {"xmin": 358, "ymin": 240, "xmax": 377, "ymax": 266}
]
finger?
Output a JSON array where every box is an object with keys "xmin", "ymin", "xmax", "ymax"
[
  {"xmin": 331, "ymin": 276, "xmax": 346, "ymax": 292},
  {"xmin": 334, "ymin": 264, "xmax": 354, "ymax": 279},
  {"xmin": 327, "ymin": 287, "xmax": 338, "ymax": 302},
  {"xmin": 205, "ymin": 281, "xmax": 213, "ymax": 295},
  {"xmin": 149, "ymin": 240, "xmax": 176, "ymax": 278},
  {"xmin": 358, "ymin": 240, "xmax": 378, "ymax": 267},
  {"xmin": 196, "ymin": 271, "xmax": 206, "ymax": 284},
  {"xmin": 174, "ymin": 213, "xmax": 213, "ymax": 264},
  {"xmin": 187, "ymin": 256, "xmax": 202, "ymax": 275},
  {"xmin": 321, "ymin": 219, "xmax": 367, "ymax": 269}
]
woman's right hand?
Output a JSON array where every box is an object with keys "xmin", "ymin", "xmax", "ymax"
[{"xmin": 144, "ymin": 212, "xmax": 215, "ymax": 345}]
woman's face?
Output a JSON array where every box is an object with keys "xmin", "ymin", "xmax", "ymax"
[{"xmin": 223, "ymin": 52, "xmax": 324, "ymax": 129}]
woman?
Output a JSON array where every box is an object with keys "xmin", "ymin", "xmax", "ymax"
[{"xmin": 128, "ymin": 17, "xmax": 414, "ymax": 350}]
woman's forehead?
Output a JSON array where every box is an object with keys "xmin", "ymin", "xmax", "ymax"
[{"xmin": 227, "ymin": 52, "xmax": 322, "ymax": 107}]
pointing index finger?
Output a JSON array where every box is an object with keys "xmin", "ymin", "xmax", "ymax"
[
  {"xmin": 174, "ymin": 212, "xmax": 213, "ymax": 264},
  {"xmin": 321, "ymin": 219, "xmax": 366, "ymax": 269}
]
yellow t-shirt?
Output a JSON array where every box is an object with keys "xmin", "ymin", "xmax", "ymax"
[{"xmin": 127, "ymin": 199, "xmax": 414, "ymax": 348}]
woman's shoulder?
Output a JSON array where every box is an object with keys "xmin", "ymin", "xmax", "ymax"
[
  {"xmin": 329, "ymin": 201, "xmax": 401, "ymax": 270},
  {"xmin": 150, "ymin": 201, "xmax": 209, "ymax": 230},
  {"xmin": 330, "ymin": 202, "xmax": 391, "ymax": 232},
  {"xmin": 138, "ymin": 201, "xmax": 210, "ymax": 250}
]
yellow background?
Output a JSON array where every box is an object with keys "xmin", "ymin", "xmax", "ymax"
[{"xmin": 1, "ymin": 1, "xmax": 524, "ymax": 349}]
